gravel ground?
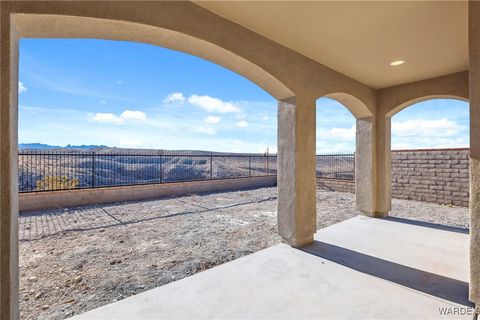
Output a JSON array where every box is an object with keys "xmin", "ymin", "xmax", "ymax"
[{"xmin": 19, "ymin": 187, "xmax": 468, "ymax": 320}]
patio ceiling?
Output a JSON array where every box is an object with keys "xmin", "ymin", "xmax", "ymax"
[{"xmin": 195, "ymin": 1, "xmax": 468, "ymax": 89}]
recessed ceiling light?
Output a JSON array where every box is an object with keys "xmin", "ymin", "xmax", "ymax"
[{"xmin": 390, "ymin": 60, "xmax": 405, "ymax": 66}]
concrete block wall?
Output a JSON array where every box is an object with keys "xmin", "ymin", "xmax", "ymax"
[
  {"xmin": 317, "ymin": 178, "xmax": 355, "ymax": 193},
  {"xmin": 391, "ymin": 148, "xmax": 469, "ymax": 207},
  {"xmin": 317, "ymin": 148, "xmax": 470, "ymax": 207}
]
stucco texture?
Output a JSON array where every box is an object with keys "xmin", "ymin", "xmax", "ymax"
[{"xmin": 0, "ymin": 1, "xmax": 475, "ymax": 318}]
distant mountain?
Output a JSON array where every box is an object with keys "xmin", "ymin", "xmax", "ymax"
[
  {"xmin": 18, "ymin": 144, "xmax": 275, "ymax": 156},
  {"xmin": 19, "ymin": 143, "xmax": 108, "ymax": 150}
]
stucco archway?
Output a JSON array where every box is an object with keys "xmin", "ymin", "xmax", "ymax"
[
  {"xmin": 370, "ymin": 71, "xmax": 471, "ymax": 219},
  {"xmin": 12, "ymin": 14, "xmax": 294, "ymax": 100},
  {"xmin": 5, "ymin": 10, "xmax": 301, "ymax": 319},
  {"xmin": 3, "ymin": 5, "xmax": 378, "ymax": 282},
  {"xmin": 379, "ymin": 71, "xmax": 469, "ymax": 118},
  {"xmin": 323, "ymin": 92, "xmax": 373, "ymax": 119},
  {"xmin": 386, "ymin": 97, "xmax": 470, "ymax": 211},
  {"xmin": 387, "ymin": 95, "xmax": 469, "ymax": 118},
  {"xmin": 315, "ymin": 92, "xmax": 377, "ymax": 216}
]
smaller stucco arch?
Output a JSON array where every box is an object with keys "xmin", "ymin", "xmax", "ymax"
[
  {"xmin": 379, "ymin": 71, "xmax": 469, "ymax": 118},
  {"xmin": 320, "ymin": 92, "xmax": 373, "ymax": 119},
  {"xmin": 386, "ymin": 95, "xmax": 469, "ymax": 118}
]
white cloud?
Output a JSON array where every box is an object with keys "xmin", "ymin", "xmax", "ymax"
[
  {"xmin": 120, "ymin": 110, "xmax": 147, "ymax": 122},
  {"xmin": 90, "ymin": 110, "xmax": 147, "ymax": 125},
  {"xmin": 100, "ymin": 100, "xmax": 107, "ymax": 104},
  {"xmin": 317, "ymin": 126, "xmax": 355, "ymax": 143},
  {"xmin": 91, "ymin": 113, "xmax": 124, "ymax": 125},
  {"xmin": 204, "ymin": 116, "xmax": 221, "ymax": 124},
  {"xmin": 316, "ymin": 126, "xmax": 355, "ymax": 153},
  {"xmin": 163, "ymin": 92, "xmax": 186, "ymax": 104},
  {"xmin": 330, "ymin": 125, "xmax": 355, "ymax": 141},
  {"xmin": 19, "ymin": 82, "xmax": 27, "ymax": 94},
  {"xmin": 315, "ymin": 118, "xmax": 467, "ymax": 152},
  {"xmin": 193, "ymin": 126, "xmax": 217, "ymax": 135},
  {"xmin": 391, "ymin": 118, "xmax": 468, "ymax": 150},
  {"xmin": 116, "ymin": 80, "xmax": 123, "ymax": 85},
  {"xmin": 261, "ymin": 115, "xmax": 270, "ymax": 121},
  {"xmin": 235, "ymin": 120, "xmax": 249, "ymax": 128},
  {"xmin": 188, "ymin": 95, "xmax": 240, "ymax": 113},
  {"xmin": 392, "ymin": 118, "xmax": 463, "ymax": 137}
]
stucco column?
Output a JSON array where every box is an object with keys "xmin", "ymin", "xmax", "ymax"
[
  {"xmin": 0, "ymin": 14, "xmax": 20, "ymax": 320},
  {"xmin": 469, "ymin": 0, "xmax": 480, "ymax": 305},
  {"xmin": 355, "ymin": 115, "xmax": 391, "ymax": 217},
  {"xmin": 355, "ymin": 117, "xmax": 375, "ymax": 215},
  {"xmin": 375, "ymin": 114, "xmax": 392, "ymax": 215},
  {"xmin": 277, "ymin": 96, "xmax": 316, "ymax": 247}
]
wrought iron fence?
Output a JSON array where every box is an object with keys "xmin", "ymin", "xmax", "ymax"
[
  {"xmin": 18, "ymin": 150, "xmax": 354, "ymax": 193},
  {"xmin": 18, "ymin": 150, "xmax": 277, "ymax": 193},
  {"xmin": 316, "ymin": 153, "xmax": 355, "ymax": 181}
]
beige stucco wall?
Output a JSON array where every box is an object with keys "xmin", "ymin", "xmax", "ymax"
[
  {"xmin": 19, "ymin": 176, "xmax": 277, "ymax": 212},
  {"xmin": 469, "ymin": 1, "xmax": 480, "ymax": 305},
  {"xmin": 0, "ymin": 12, "xmax": 20, "ymax": 320},
  {"xmin": 0, "ymin": 3, "xmax": 376, "ymax": 316},
  {"xmin": 0, "ymin": 0, "xmax": 474, "ymax": 317}
]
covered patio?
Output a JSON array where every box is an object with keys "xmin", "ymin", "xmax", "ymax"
[
  {"xmin": 72, "ymin": 216, "xmax": 471, "ymax": 319},
  {"xmin": 0, "ymin": 1, "xmax": 479, "ymax": 319}
]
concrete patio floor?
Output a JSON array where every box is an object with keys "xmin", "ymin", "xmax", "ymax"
[{"xmin": 72, "ymin": 215, "xmax": 472, "ymax": 319}]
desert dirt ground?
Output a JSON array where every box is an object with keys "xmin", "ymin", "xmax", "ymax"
[{"xmin": 19, "ymin": 187, "xmax": 469, "ymax": 320}]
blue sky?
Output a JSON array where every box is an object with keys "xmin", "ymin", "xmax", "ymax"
[{"xmin": 18, "ymin": 39, "xmax": 469, "ymax": 153}]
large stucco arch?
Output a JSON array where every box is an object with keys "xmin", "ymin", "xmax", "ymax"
[
  {"xmin": 4, "ymin": 0, "xmax": 377, "ymax": 106},
  {"xmin": 2, "ymin": 6, "xmax": 378, "ymax": 315},
  {"xmin": 13, "ymin": 13, "xmax": 294, "ymax": 100}
]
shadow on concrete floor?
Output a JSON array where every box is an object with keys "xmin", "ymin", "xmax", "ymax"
[
  {"xmin": 300, "ymin": 240, "xmax": 472, "ymax": 307},
  {"xmin": 384, "ymin": 216, "xmax": 469, "ymax": 234}
]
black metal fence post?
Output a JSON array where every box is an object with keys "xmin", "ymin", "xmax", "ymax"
[
  {"xmin": 266, "ymin": 155, "xmax": 269, "ymax": 176},
  {"xmin": 353, "ymin": 151, "xmax": 356, "ymax": 180},
  {"xmin": 92, "ymin": 152, "xmax": 96, "ymax": 187},
  {"xmin": 160, "ymin": 153, "xmax": 163, "ymax": 183},
  {"xmin": 210, "ymin": 153, "xmax": 213, "ymax": 180}
]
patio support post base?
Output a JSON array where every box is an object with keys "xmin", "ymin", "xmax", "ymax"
[{"xmin": 277, "ymin": 96, "xmax": 316, "ymax": 248}]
